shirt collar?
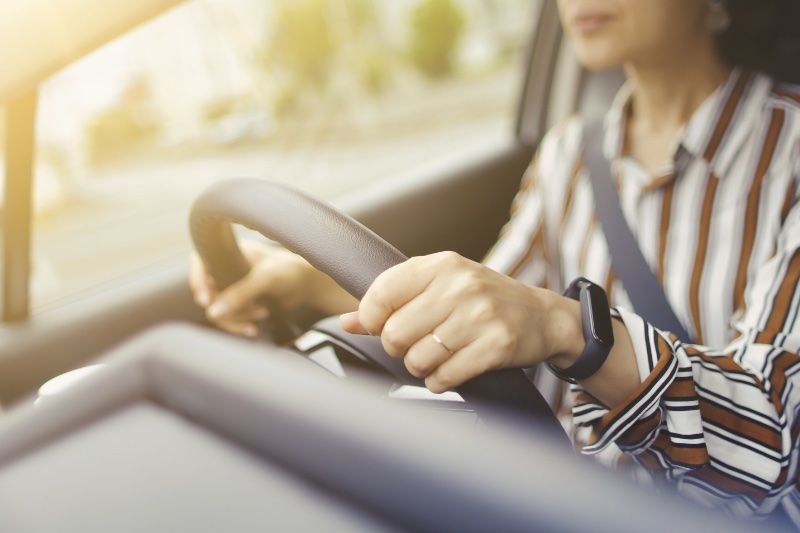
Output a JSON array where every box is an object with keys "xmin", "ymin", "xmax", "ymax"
[
  {"xmin": 601, "ymin": 68, "xmax": 773, "ymax": 187},
  {"xmin": 602, "ymin": 81, "xmax": 632, "ymax": 164}
]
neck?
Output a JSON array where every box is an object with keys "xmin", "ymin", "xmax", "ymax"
[{"xmin": 624, "ymin": 42, "xmax": 730, "ymax": 134}]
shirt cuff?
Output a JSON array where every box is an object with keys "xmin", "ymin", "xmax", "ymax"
[{"xmin": 573, "ymin": 308, "xmax": 709, "ymax": 467}]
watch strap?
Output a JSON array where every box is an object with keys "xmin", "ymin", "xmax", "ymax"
[{"xmin": 547, "ymin": 278, "xmax": 614, "ymax": 384}]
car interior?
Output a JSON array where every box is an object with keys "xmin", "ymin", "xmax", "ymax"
[{"xmin": 0, "ymin": 0, "xmax": 795, "ymax": 531}]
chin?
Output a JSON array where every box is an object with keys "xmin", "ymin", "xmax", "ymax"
[
  {"xmin": 578, "ymin": 57, "xmax": 624, "ymax": 72},
  {"xmin": 571, "ymin": 43, "xmax": 624, "ymax": 72}
]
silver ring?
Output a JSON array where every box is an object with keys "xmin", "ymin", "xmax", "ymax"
[{"xmin": 431, "ymin": 333, "xmax": 454, "ymax": 355}]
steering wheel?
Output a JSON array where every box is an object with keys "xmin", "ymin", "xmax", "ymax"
[{"xmin": 190, "ymin": 178, "xmax": 566, "ymax": 438}]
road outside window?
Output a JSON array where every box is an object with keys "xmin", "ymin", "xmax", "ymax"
[{"xmin": 30, "ymin": 0, "xmax": 539, "ymax": 309}]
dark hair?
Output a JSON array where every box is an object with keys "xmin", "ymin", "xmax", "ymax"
[{"xmin": 715, "ymin": 0, "xmax": 800, "ymax": 83}]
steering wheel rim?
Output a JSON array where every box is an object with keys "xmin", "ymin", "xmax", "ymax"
[{"xmin": 190, "ymin": 178, "xmax": 567, "ymax": 437}]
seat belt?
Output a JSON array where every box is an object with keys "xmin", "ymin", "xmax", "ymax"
[{"xmin": 582, "ymin": 117, "xmax": 694, "ymax": 343}]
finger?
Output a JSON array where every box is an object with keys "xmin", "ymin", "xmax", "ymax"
[
  {"xmin": 206, "ymin": 301, "xmax": 267, "ymax": 327},
  {"xmin": 207, "ymin": 268, "xmax": 276, "ymax": 320},
  {"xmin": 378, "ymin": 290, "xmax": 454, "ymax": 357},
  {"xmin": 424, "ymin": 336, "xmax": 504, "ymax": 394},
  {"xmin": 340, "ymin": 312, "xmax": 371, "ymax": 335},
  {"xmin": 358, "ymin": 255, "xmax": 441, "ymax": 335},
  {"xmin": 225, "ymin": 304, "xmax": 269, "ymax": 322},
  {"xmin": 189, "ymin": 253, "xmax": 217, "ymax": 307},
  {"xmin": 403, "ymin": 333, "xmax": 456, "ymax": 378},
  {"xmin": 216, "ymin": 318, "xmax": 260, "ymax": 339}
]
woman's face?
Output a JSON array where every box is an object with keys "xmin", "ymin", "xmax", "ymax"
[{"xmin": 557, "ymin": 0, "xmax": 713, "ymax": 70}]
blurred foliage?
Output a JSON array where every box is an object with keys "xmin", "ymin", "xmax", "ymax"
[
  {"xmin": 203, "ymin": 97, "xmax": 239, "ymax": 124},
  {"xmin": 409, "ymin": 0, "xmax": 465, "ymax": 78},
  {"xmin": 84, "ymin": 78, "xmax": 159, "ymax": 168},
  {"xmin": 360, "ymin": 53, "xmax": 392, "ymax": 95},
  {"xmin": 259, "ymin": 0, "xmax": 476, "ymax": 117},
  {"xmin": 344, "ymin": 0, "xmax": 379, "ymax": 35},
  {"xmin": 265, "ymin": 0, "xmax": 336, "ymax": 90},
  {"xmin": 272, "ymin": 82, "xmax": 301, "ymax": 120},
  {"xmin": 261, "ymin": 0, "xmax": 399, "ymax": 117}
]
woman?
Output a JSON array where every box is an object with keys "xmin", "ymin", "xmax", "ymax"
[{"xmin": 191, "ymin": 0, "xmax": 800, "ymax": 524}]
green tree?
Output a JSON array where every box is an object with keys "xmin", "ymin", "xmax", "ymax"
[
  {"xmin": 408, "ymin": 0, "xmax": 466, "ymax": 79},
  {"xmin": 266, "ymin": 0, "xmax": 336, "ymax": 89},
  {"xmin": 84, "ymin": 78, "xmax": 159, "ymax": 167}
]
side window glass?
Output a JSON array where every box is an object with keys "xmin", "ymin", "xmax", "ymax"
[{"xmin": 31, "ymin": 0, "xmax": 541, "ymax": 309}]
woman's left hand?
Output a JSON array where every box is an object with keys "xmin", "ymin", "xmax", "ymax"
[{"xmin": 340, "ymin": 252, "xmax": 581, "ymax": 393}]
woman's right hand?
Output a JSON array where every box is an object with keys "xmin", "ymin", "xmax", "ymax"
[{"xmin": 189, "ymin": 240, "xmax": 357, "ymax": 337}]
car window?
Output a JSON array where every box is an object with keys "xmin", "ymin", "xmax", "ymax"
[{"xmin": 29, "ymin": 0, "xmax": 541, "ymax": 310}]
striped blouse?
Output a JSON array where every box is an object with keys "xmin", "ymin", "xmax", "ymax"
[{"xmin": 483, "ymin": 68, "xmax": 800, "ymax": 523}]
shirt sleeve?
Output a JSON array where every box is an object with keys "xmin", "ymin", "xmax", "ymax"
[
  {"xmin": 572, "ymin": 170, "xmax": 800, "ymax": 519},
  {"xmin": 483, "ymin": 120, "xmax": 577, "ymax": 288},
  {"xmin": 481, "ymin": 153, "xmax": 549, "ymax": 287}
]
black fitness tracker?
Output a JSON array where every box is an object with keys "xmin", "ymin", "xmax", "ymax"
[{"xmin": 547, "ymin": 277, "xmax": 615, "ymax": 384}]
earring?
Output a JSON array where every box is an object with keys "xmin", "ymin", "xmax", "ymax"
[{"xmin": 707, "ymin": 0, "xmax": 731, "ymax": 33}]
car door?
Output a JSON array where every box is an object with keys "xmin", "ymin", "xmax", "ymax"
[{"xmin": 0, "ymin": 0, "xmax": 575, "ymax": 407}]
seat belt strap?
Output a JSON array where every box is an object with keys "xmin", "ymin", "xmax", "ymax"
[{"xmin": 582, "ymin": 117, "xmax": 694, "ymax": 343}]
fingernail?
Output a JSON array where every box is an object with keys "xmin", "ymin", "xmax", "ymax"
[
  {"xmin": 243, "ymin": 325, "xmax": 258, "ymax": 337},
  {"xmin": 197, "ymin": 291, "xmax": 210, "ymax": 307},
  {"xmin": 340, "ymin": 312, "xmax": 370, "ymax": 334},
  {"xmin": 208, "ymin": 301, "xmax": 229, "ymax": 319}
]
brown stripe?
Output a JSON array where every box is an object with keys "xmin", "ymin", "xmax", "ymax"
[
  {"xmin": 636, "ymin": 449, "xmax": 664, "ymax": 471},
  {"xmin": 657, "ymin": 323, "xmax": 679, "ymax": 350},
  {"xmin": 508, "ymin": 226, "xmax": 545, "ymax": 278},
  {"xmin": 688, "ymin": 174, "xmax": 719, "ymax": 345},
  {"xmin": 510, "ymin": 155, "xmax": 539, "ymax": 216},
  {"xmin": 699, "ymin": 398, "xmax": 781, "ymax": 451},
  {"xmin": 733, "ymin": 108, "xmax": 786, "ymax": 312},
  {"xmin": 662, "ymin": 378, "xmax": 698, "ymax": 399},
  {"xmin": 755, "ymin": 330, "xmax": 780, "ymax": 345},
  {"xmin": 602, "ymin": 168, "xmax": 621, "ymax": 297},
  {"xmin": 780, "ymin": 183, "xmax": 796, "ymax": 225},
  {"xmin": 773, "ymin": 86, "xmax": 800, "ymax": 105},
  {"xmin": 605, "ymin": 267, "xmax": 617, "ymax": 306},
  {"xmin": 587, "ymin": 334, "xmax": 674, "ymax": 444},
  {"xmin": 764, "ymin": 250, "xmax": 800, "ymax": 335},
  {"xmin": 703, "ymin": 70, "xmax": 750, "ymax": 162},
  {"xmin": 578, "ymin": 216, "xmax": 597, "ymax": 275},
  {"xmin": 616, "ymin": 410, "xmax": 661, "ymax": 448},
  {"xmin": 642, "ymin": 171, "xmax": 677, "ymax": 193},
  {"xmin": 556, "ymin": 157, "xmax": 585, "ymax": 249},
  {"xmin": 657, "ymin": 180, "xmax": 677, "ymax": 284},
  {"xmin": 692, "ymin": 348, "xmax": 750, "ymax": 375},
  {"xmin": 774, "ymin": 464, "xmax": 789, "ymax": 494},
  {"xmin": 485, "ymin": 159, "xmax": 540, "ymax": 263},
  {"xmin": 766, "ymin": 351, "xmax": 800, "ymax": 417},
  {"xmin": 552, "ymin": 380, "xmax": 565, "ymax": 415}
]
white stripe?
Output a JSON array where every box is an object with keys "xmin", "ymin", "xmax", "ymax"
[{"xmin": 703, "ymin": 423, "xmax": 784, "ymax": 463}]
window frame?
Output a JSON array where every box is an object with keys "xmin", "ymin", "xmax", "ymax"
[{"xmin": 2, "ymin": 91, "xmax": 37, "ymax": 321}]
